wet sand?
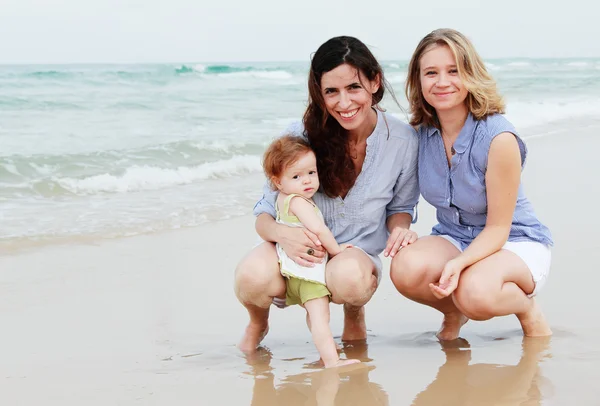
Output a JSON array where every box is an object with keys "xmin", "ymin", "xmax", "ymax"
[{"xmin": 1, "ymin": 120, "xmax": 600, "ymax": 404}]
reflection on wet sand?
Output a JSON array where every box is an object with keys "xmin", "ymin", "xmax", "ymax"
[
  {"xmin": 246, "ymin": 341, "xmax": 389, "ymax": 406},
  {"xmin": 412, "ymin": 336, "xmax": 552, "ymax": 406}
]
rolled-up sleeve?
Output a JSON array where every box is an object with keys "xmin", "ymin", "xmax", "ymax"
[
  {"xmin": 252, "ymin": 120, "xmax": 305, "ymax": 219},
  {"xmin": 386, "ymin": 132, "xmax": 420, "ymax": 223},
  {"xmin": 252, "ymin": 181, "xmax": 277, "ymax": 218}
]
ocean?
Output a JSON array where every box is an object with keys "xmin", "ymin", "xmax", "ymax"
[{"xmin": 1, "ymin": 59, "xmax": 599, "ymax": 250}]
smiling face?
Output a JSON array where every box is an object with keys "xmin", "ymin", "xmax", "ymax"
[
  {"xmin": 320, "ymin": 63, "xmax": 380, "ymax": 136},
  {"xmin": 273, "ymin": 151, "xmax": 319, "ymax": 199},
  {"xmin": 419, "ymin": 44, "xmax": 469, "ymax": 115}
]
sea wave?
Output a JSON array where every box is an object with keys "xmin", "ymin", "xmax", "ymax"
[
  {"xmin": 174, "ymin": 64, "xmax": 295, "ymax": 80},
  {"xmin": 53, "ymin": 155, "xmax": 262, "ymax": 194},
  {"xmin": 0, "ymin": 140, "xmax": 266, "ymax": 189},
  {"xmin": 0, "ymin": 63, "xmax": 299, "ymax": 84}
]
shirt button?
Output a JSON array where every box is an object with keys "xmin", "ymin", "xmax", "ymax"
[{"xmin": 340, "ymin": 213, "xmax": 345, "ymax": 218}]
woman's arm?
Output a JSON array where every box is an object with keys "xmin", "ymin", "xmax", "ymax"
[
  {"xmin": 453, "ymin": 132, "xmax": 521, "ymax": 268},
  {"xmin": 384, "ymin": 132, "xmax": 420, "ymax": 257},
  {"xmin": 431, "ymin": 132, "xmax": 521, "ymax": 297}
]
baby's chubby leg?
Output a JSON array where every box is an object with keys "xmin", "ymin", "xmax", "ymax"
[
  {"xmin": 305, "ymin": 312, "xmax": 342, "ymax": 351},
  {"xmin": 303, "ymin": 297, "xmax": 360, "ymax": 368}
]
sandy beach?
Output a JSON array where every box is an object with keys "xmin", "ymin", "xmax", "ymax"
[{"xmin": 2, "ymin": 119, "xmax": 600, "ymax": 405}]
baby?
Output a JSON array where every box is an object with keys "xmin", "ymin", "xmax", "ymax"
[{"xmin": 262, "ymin": 135, "xmax": 360, "ymax": 368}]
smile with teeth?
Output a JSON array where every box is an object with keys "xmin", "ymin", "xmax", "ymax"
[{"xmin": 339, "ymin": 109, "xmax": 359, "ymax": 118}]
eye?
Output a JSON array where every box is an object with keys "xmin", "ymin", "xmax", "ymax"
[
  {"xmin": 425, "ymin": 71, "xmax": 436, "ymax": 76},
  {"xmin": 324, "ymin": 88, "xmax": 337, "ymax": 94},
  {"xmin": 292, "ymin": 175, "xmax": 299, "ymax": 179},
  {"xmin": 309, "ymin": 170, "xmax": 317, "ymax": 175},
  {"xmin": 449, "ymin": 69, "xmax": 458, "ymax": 74},
  {"xmin": 349, "ymin": 84, "xmax": 362, "ymax": 89}
]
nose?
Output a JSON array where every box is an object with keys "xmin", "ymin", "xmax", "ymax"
[
  {"xmin": 302, "ymin": 177, "xmax": 311, "ymax": 184},
  {"xmin": 436, "ymin": 72, "xmax": 450, "ymax": 87},
  {"xmin": 338, "ymin": 90, "xmax": 351, "ymax": 109}
]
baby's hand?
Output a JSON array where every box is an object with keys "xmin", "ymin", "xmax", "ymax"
[{"xmin": 329, "ymin": 243, "xmax": 353, "ymax": 257}]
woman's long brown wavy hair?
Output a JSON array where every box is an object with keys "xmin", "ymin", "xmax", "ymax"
[
  {"xmin": 406, "ymin": 28, "xmax": 505, "ymax": 129},
  {"xmin": 303, "ymin": 36, "xmax": 393, "ymax": 198}
]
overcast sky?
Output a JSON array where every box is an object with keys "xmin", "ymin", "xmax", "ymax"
[{"xmin": 0, "ymin": 0, "xmax": 596, "ymax": 64}]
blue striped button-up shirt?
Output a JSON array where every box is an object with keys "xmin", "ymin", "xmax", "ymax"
[
  {"xmin": 253, "ymin": 110, "xmax": 420, "ymax": 272},
  {"xmin": 418, "ymin": 113, "xmax": 553, "ymax": 249}
]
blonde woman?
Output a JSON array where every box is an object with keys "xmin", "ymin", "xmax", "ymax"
[{"xmin": 391, "ymin": 29, "xmax": 553, "ymax": 340}]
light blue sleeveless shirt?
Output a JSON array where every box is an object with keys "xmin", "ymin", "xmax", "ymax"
[{"xmin": 418, "ymin": 113, "xmax": 553, "ymax": 249}]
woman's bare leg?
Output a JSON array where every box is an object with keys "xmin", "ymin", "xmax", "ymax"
[
  {"xmin": 452, "ymin": 250, "xmax": 551, "ymax": 336},
  {"xmin": 325, "ymin": 248, "xmax": 377, "ymax": 341},
  {"xmin": 234, "ymin": 242, "xmax": 286, "ymax": 353},
  {"xmin": 390, "ymin": 236, "xmax": 467, "ymax": 340}
]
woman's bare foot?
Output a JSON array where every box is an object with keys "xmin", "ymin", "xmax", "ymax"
[
  {"xmin": 437, "ymin": 312, "xmax": 468, "ymax": 341},
  {"xmin": 517, "ymin": 300, "xmax": 552, "ymax": 337},
  {"xmin": 325, "ymin": 358, "xmax": 361, "ymax": 368},
  {"xmin": 239, "ymin": 322, "xmax": 269, "ymax": 354},
  {"xmin": 342, "ymin": 305, "xmax": 367, "ymax": 341}
]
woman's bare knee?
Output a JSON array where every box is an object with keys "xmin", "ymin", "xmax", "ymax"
[
  {"xmin": 453, "ymin": 277, "xmax": 496, "ymax": 321},
  {"xmin": 234, "ymin": 243, "xmax": 284, "ymax": 306},
  {"xmin": 326, "ymin": 251, "xmax": 375, "ymax": 306},
  {"xmin": 390, "ymin": 247, "xmax": 430, "ymax": 293},
  {"xmin": 390, "ymin": 237, "xmax": 460, "ymax": 296},
  {"xmin": 330, "ymin": 269, "xmax": 373, "ymax": 305}
]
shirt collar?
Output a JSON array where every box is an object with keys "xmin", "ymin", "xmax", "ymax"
[{"xmin": 425, "ymin": 113, "xmax": 476, "ymax": 154}]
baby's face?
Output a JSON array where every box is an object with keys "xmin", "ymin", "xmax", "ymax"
[{"xmin": 276, "ymin": 151, "xmax": 319, "ymax": 198}]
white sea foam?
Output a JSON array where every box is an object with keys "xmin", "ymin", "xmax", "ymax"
[
  {"xmin": 1, "ymin": 162, "xmax": 21, "ymax": 176},
  {"xmin": 216, "ymin": 70, "xmax": 293, "ymax": 80},
  {"xmin": 191, "ymin": 140, "xmax": 253, "ymax": 153},
  {"xmin": 566, "ymin": 61, "xmax": 589, "ymax": 67},
  {"xmin": 485, "ymin": 62, "xmax": 500, "ymax": 71},
  {"xmin": 55, "ymin": 155, "xmax": 262, "ymax": 194},
  {"xmin": 30, "ymin": 163, "xmax": 57, "ymax": 176},
  {"xmin": 193, "ymin": 64, "xmax": 206, "ymax": 73},
  {"xmin": 506, "ymin": 98, "xmax": 600, "ymax": 129}
]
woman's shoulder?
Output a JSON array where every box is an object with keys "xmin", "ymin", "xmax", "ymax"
[
  {"xmin": 281, "ymin": 120, "xmax": 306, "ymax": 138},
  {"xmin": 381, "ymin": 112, "xmax": 418, "ymax": 143},
  {"xmin": 474, "ymin": 113, "xmax": 527, "ymax": 165},
  {"xmin": 475, "ymin": 114, "xmax": 518, "ymax": 138}
]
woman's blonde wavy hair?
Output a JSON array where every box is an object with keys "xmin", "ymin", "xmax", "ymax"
[{"xmin": 405, "ymin": 28, "xmax": 505, "ymax": 129}]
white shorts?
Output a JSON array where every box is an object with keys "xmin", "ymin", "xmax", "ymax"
[{"xmin": 437, "ymin": 235, "xmax": 551, "ymax": 297}]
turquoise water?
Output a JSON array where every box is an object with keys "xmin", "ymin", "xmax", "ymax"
[{"xmin": 1, "ymin": 59, "xmax": 599, "ymax": 246}]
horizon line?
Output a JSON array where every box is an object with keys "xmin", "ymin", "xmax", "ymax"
[{"xmin": 1, "ymin": 56, "xmax": 599, "ymax": 66}]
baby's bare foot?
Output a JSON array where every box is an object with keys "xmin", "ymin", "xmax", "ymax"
[{"xmin": 325, "ymin": 358, "xmax": 361, "ymax": 368}]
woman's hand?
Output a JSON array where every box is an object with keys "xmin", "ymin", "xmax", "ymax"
[
  {"xmin": 383, "ymin": 227, "xmax": 418, "ymax": 257},
  {"xmin": 278, "ymin": 225, "xmax": 326, "ymax": 267},
  {"xmin": 429, "ymin": 258, "xmax": 466, "ymax": 299}
]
